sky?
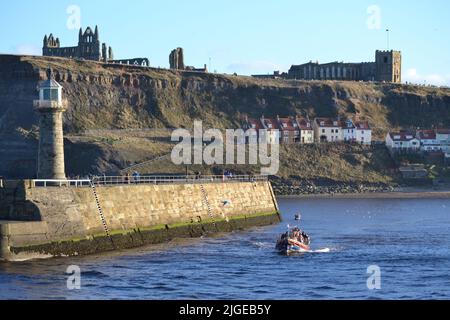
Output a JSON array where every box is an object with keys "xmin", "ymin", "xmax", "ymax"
[{"xmin": 1, "ymin": 0, "xmax": 449, "ymax": 86}]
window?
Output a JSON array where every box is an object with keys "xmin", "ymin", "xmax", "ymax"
[
  {"xmin": 322, "ymin": 129, "xmax": 325, "ymax": 134},
  {"xmin": 43, "ymin": 88, "xmax": 59, "ymax": 101},
  {"xmin": 384, "ymin": 57, "xmax": 388, "ymax": 63}
]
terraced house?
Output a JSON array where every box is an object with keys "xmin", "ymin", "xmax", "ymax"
[
  {"xmin": 386, "ymin": 129, "xmax": 450, "ymax": 157},
  {"xmin": 313, "ymin": 118, "xmax": 343, "ymax": 143},
  {"xmin": 243, "ymin": 116, "xmax": 314, "ymax": 145},
  {"xmin": 277, "ymin": 117, "xmax": 299, "ymax": 144}
]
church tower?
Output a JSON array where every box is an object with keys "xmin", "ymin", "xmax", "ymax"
[{"xmin": 375, "ymin": 50, "xmax": 402, "ymax": 83}]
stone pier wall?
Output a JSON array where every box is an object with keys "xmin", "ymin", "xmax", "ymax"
[{"xmin": 0, "ymin": 180, "xmax": 280, "ymax": 261}]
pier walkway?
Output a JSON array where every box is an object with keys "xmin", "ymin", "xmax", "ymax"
[{"xmin": 27, "ymin": 175, "xmax": 267, "ymax": 188}]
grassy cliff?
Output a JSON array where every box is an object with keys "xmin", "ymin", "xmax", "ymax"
[{"xmin": 0, "ymin": 54, "xmax": 449, "ymax": 182}]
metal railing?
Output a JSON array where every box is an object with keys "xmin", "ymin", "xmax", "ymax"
[
  {"xmin": 91, "ymin": 175, "xmax": 267, "ymax": 186},
  {"xmin": 32, "ymin": 179, "xmax": 91, "ymax": 188},
  {"xmin": 31, "ymin": 175, "xmax": 267, "ymax": 188}
]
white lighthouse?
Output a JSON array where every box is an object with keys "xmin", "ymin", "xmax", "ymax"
[{"xmin": 33, "ymin": 74, "xmax": 67, "ymax": 180}]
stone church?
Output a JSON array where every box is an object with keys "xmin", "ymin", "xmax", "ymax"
[
  {"xmin": 287, "ymin": 50, "xmax": 402, "ymax": 83},
  {"xmin": 253, "ymin": 50, "xmax": 402, "ymax": 83}
]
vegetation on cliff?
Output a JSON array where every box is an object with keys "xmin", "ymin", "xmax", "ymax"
[{"xmin": 1, "ymin": 54, "xmax": 449, "ymax": 182}]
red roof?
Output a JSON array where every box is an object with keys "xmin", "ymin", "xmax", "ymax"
[
  {"xmin": 262, "ymin": 118, "xmax": 280, "ymax": 130},
  {"xmin": 436, "ymin": 129, "xmax": 450, "ymax": 135},
  {"xmin": 278, "ymin": 118, "xmax": 297, "ymax": 131},
  {"xmin": 389, "ymin": 132, "xmax": 416, "ymax": 141},
  {"xmin": 296, "ymin": 118, "xmax": 313, "ymax": 130},
  {"xmin": 247, "ymin": 118, "xmax": 263, "ymax": 130},
  {"xmin": 315, "ymin": 118, "xmax": 341, "ymax": 128},
  {"xmin": 355, "ymin": 121, "xmax": 371, "ymax": 130},
  {"xmin": 417, "ymin": 130, "xmax": 436, "ymax": 140}
]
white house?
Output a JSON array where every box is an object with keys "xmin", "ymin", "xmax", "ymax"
[
  {"xmin": 295, "ymin": 117, "xmax": 314, "ymax": 144},
  {"xmin": 416, "ymin": 130, "xmax": 441, "ymax": 152},
  {"xmin": 436, "ymin": 129, "xmax": 450, "ymax": 156},
  {"xmin": 385, "ymin": 132, "xmax": 420, "ymax": 152},
  {"xmin": 342, "ymin": 119, "xmax": 356, "ymax": 142},
  {"xmin": 354, "ymin": 121, "xmax": 372, "ymax": 145},
  {"xmin": 314, "ymin": 118, "xmax": 343, "ymax": 143}
]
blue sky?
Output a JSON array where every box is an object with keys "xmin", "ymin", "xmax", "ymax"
[{"xmin": 1, "ymin": 0, "xmax": 449, "ymax": 85}]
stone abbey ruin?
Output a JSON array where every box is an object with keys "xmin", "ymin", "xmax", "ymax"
[
  {"xmin": 43, "ymin": 25, "xmax": 150, "ymax": 67},
  {"xmin": 43, "ymin": 26, "xmax": 207, "ymax": 72}
]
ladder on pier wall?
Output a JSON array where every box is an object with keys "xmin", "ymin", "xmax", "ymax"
[
  {"xmin": 199, "ymin": 184, "xmax": 218, "ymax": 230},
  {"xmin": 89, "ymin": 182, "xmax": 115, "ymax": 247}
]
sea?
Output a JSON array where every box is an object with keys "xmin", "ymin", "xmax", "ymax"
[{"xmin": 1, "ymin": 197, "xmax": 449, "ymax": 300}]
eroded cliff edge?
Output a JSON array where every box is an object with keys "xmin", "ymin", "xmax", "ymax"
[{"xmin": 1, "ymin": 54, "xmax": 449, "ymax": 181}]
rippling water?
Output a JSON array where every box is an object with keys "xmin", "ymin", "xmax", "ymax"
[{"xmin": 1, "ymin": 198, "xmax": 450, "ymax": 300}]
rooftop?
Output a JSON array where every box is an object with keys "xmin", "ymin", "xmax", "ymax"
[
  {"xmin": 246, "ymin": 118, "xmax": 263, "ymax": 130},
  {"xmin": 355, "ymin": 121, "xmax": 371, "ymax": 130},
  {"xmin": 315, "ymin": 118, "xmax": 341, "ymax": 128},
  {"xmin": 277, "ymin": 118, "xmax": 297, "ymax": 131},
  {"xmin": 389, "ymin": 132, "xmax": 416, "ymax": 141},
  {"xmin": 296, "ymin": 118, "xmax": 313, "ymax": 130},
  {"xmin": 262, "ymin": 118, "xmax": 279, "ymax": 130},
  {"xmin": 38, "ymin": 79, "xmax": 62, "ymax": 89},
  {"xmin": 416, "ymin": 130, "xmax": 436, "ymax": 140}
]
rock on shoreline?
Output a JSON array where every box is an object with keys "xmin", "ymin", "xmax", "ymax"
[{"xmin": 271, "ymin": 178, "xmax": 394, "ymax": 196}]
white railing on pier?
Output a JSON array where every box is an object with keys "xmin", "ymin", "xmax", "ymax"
[
  {"xmin": 91, "ymin": 175, "xmax": 267, "ymax": 186},
  {"xmin": 31, "ymin": 175, "xmax": 267, "ymax": 188},
  {"xmin": 32, "ymin": 179, "xmax": 91, "ymax": 188}
]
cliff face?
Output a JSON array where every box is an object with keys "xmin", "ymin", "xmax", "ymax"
[
  {"xmin": 2, "ymin": 54, "xmax": 450, "ymax": 134},
  {"xmin": 1, "ymin": 54, "xmax": 450, "ymax": 178}
]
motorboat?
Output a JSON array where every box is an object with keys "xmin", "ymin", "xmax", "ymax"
[{"xmin": 276, "ymin": 226, "xmax": 311, "ymax": 255}]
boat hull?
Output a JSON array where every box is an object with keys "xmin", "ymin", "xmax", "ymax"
[{"xmin": 276, "ymin": 238, "xmax": 310, "ymax": 255}]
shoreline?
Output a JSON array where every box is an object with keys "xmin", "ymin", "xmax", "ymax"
[{"xmin": 277, "ymin": 190, "xmax": 450, "ymax": 200}]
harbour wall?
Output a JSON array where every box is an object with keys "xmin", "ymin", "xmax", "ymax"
[{"xmin": 0, "ymin": 179, "xmax": 280, "ymax": 261}]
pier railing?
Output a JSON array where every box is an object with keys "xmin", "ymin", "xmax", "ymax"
[
  {"xmin": 30, "ymin": 175, "xmax": 267, "ymax": 188},
  {"xmin": 91, "ymin": 175, "xmax": 267, "ymax": 186},
  {"xmin": 32, "ymin": 179, "xmax": 92, "ymax": 187}
]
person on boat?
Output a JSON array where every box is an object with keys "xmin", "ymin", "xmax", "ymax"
[{"xmin": 291, "ymin": 227, "xmax": 304, "ymax": 243}]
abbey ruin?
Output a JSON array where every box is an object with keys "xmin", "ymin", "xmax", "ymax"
[
  {"xmin": 169, "ymin": 47, "xmax": 208, "ymax": 73},
  {"xmin": 43, "ymin": 26, "xmax": 150, "ymax": 67}
]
